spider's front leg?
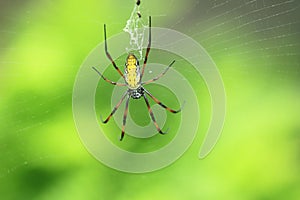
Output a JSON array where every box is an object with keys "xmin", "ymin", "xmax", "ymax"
[
  {"xmin": 144, "ymin": 89, "xmax": 182, "ymax": 114},
  {"xmin": 143, "ymin": 94, "xmax": 167, "ymax": 135},
  {"xmin": 101, "ymin": 91, "xmax": 128, "ymax": 124},
  {"xmin": 120, "ymin": 96, "xmax": 130, "ymax": 141}
]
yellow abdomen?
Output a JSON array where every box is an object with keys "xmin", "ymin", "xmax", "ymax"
[{"xmin": 125, "ymin": 54, "xmax": 140, "ymax": 89}]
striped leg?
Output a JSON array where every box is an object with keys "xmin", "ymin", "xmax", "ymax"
[
  {"xmin": 141, "ymin": 16, "xmax": 151, "ymax": 79},
  {"xmin": 92, "ymin": 67, "xmax": 126, "ymax": 86},
  {"xmin": 143, "ymin": 94, "xmax": 167, "ymax": 135},
  {"xmin": 120, "ymin": 96, "xmax": 130, "ymax": 141},
  {"xmin": 101, "ymin": 91, "xmax": 128, "ymax": 124},
  {"xmin": 144, "ymin": 89, "xmax": 182, "ymax": 113},
  {"xmin": 142, "ymin": 60, "xmax": 175, "ymax": 85},
  {"xmin": 104, "ymin": 24, "xmax": 124, "ymax": 78}
]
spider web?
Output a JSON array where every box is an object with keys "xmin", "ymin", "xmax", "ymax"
[
  {"xmin": 0, "ymin": 0, "xmax": 299, "ymax": 184},
  {"xmin": 165, "ymin": 0, "xmax": 300, "ymax": 82},
  {"xmin": 123, "ymin": 2, "xmax": 148, "ymax": 60}
]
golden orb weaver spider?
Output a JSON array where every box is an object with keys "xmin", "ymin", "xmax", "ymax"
[{"xmin": 92, "ymin": 16, "xmax": 182, "ymax": 141}]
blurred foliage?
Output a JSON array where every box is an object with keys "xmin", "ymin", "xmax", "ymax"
[{"xmin": 0, "ymin": 0, "xmax": 300, "ymax": 199}]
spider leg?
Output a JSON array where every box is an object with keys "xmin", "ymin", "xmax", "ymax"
[
  {"xmin": 101, "ymin": 91, "xmax": 128, "ymax": 124},
  {"xmin": 120, "ymin": 96, "xmax": 130, "ymax": 141},
  {"xmin": 141, "ymin": 16, "xmax": 151, "ymax": 79},
  {"xmin": 92, "ymin": 67, "xmax": 126, "ymax": 86},
  {"xmin": 142, "ymin": 60, "xmax": 175, "ymax": 85},
  {"xmin": 104, "ymin": 24, "xmax": 124, "ymax": 78},
  {"xmin": 143, "ymin": 94, "xmax": 167, "ymax": 135},
  {"xmin": 144, "ymin": 89, "xmax": 182, "ymax": 113}
]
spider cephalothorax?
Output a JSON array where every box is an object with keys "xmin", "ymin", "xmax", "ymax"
[
  {"xmin": 92, "ymin": 16, "xmax": 182, "ymax": 141},
  {"xmin": 129, "ymin": 86, "xmax": 144, "ymax": 99}
]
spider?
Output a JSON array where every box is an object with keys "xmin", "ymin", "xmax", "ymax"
[{"xmin": 93, "ymin": 16, "xmax": 182, "ymax": 141}]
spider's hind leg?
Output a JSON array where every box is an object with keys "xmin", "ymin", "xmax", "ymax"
[
  {"xmin": 104, "ymin": 24, "xmax": 124, "ymax": 78},
  {"xmin": 142, "ymin": 60, "xmax": 175, "ymax": 85},
  {"xmin": 141, "ymin": 16, "xmax": 152, "ymax": 79},
  {"xmin": 92, "ymin": 67, "xmax": 126, "ymax": 86}
]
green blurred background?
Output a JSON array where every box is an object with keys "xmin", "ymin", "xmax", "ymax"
[{"xmin": 1, "ymin": 0, "xmax": 300, "ymax": 199}]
